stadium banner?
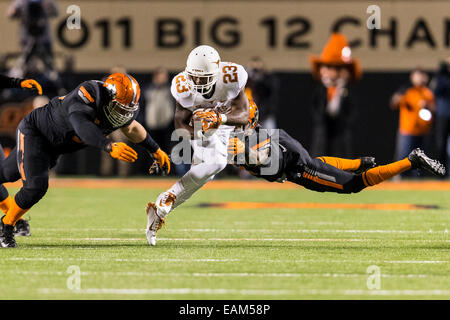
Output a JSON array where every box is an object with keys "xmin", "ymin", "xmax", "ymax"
[{"xmin": 0, "ymin": 0, "xmax": 448, "ymax": 71}]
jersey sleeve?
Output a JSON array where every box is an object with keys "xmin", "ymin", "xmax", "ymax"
[
  {"xmin": 0, "ymin": 74, "xmax": 21, "ymax": 89},
  {"xmin": 170, "ymin": 72, "xmax": 194, "ymax": 110}
]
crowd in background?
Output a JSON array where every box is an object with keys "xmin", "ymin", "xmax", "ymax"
[{"xmin": 0, "ymin": 1, "xmax": 449, "ymax": 179}]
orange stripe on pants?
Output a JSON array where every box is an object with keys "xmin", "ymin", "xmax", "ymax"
[
  {"xmin": 18, "ymin": 131, "xmax": 26, "ymax": 181},
  {"xmin": 302, "ymin": 172, "xmax": 343, "ymax": 190}
]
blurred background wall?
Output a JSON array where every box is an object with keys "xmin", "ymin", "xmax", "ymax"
[{"xmin": 0, "ymin": 0, "xmax": 448, "ymax": 176}]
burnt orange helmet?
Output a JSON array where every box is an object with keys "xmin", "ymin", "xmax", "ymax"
[{"xmin": 103, "ymin": 73, "xmax": 140, "ymax": 127}]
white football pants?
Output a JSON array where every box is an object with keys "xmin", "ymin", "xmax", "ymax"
[{"xmin": 155, "ymin": 128, "xmax": 232, "ymax": 218}]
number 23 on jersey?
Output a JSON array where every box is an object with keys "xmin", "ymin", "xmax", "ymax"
[
  {"xmin": 223, "ymin": 65, "xmax": 238, "ymax": 83},
  {"xmin": 175, "ymin": 74, "xmax": 189, "ymax": 94}
]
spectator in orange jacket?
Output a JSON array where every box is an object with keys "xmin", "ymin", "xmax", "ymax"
[{"xmin": 391, "ymin": 68, "xmax": 435, "ymax": 177}]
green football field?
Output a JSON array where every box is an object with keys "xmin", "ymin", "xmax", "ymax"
[{"xmin": 0, "ymin": 179, "xmax": 449, "ymax": 300}]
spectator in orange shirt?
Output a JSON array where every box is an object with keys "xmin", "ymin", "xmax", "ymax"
[{"xmin": 391, "ymin": 68, "xmax": 435, "ymax": 177}]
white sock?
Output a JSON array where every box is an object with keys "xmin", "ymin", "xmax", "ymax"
[{"xmin": 155, "ymin": 161, "xmax": 225, "ymax": 218}]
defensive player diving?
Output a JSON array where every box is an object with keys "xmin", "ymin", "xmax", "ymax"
[
  {"xmin": 227, "ymin": 102, "xmax": 445, "ymax": 193},
  {"xmin": 0, "ymin": 73, "xmax": 170, "ymax": 248}
]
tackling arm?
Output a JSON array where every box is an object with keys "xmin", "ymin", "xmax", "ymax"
[
  {"xmin": 228, "ymin": 136, "xmax": 270, "ymax": 167},
  {"xmin": 69, "ymin": 110, "xmax": 137, "ymax": 163},
  {"xmin": 69, "ymin": 111, "xmax": 112, "ymax": 151},
  {"xmin": 121, "ymin": 120, "xmax": 171, "ymax": 173}
]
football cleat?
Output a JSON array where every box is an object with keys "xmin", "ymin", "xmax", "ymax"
[
  {"xmin": 145, "ymin": 202, "xmax": 165, "ymax": 246},
  {"xmin": 14, "ymin": 219, "xmax": 31, "ymax": 237},
  {"xmin": 355, "ymin": 157, "xmax": 377, "ymax": 174},
  {"xmin": 408, "ymin": 148, "xmax": 446, "ymax": 176},
  {"xmin": 0, "ymin": 220, "xmax": 17, "ymax": 248}
]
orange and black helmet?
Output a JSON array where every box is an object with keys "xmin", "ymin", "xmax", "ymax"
[
  {"xmin": 248, "ymin": 99, "xmax": 259, "ymax": 130},
  {"xmin": 103, "ymin": 73, "xmax": 141, "ymax": 127}
]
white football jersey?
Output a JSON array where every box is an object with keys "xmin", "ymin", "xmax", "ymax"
[{"xmin": 170, "ymin": 61, "xmax": 248, "ymax": 126}]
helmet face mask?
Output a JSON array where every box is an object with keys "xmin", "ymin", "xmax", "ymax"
[
  {"xmin": 186, "ymin": 72, "xmax": 218, "ymax": 95},
  {"xmin": 104, "ymin": 100, "xmax": 138, "ymax": 127},
  {"xmin": 103, "ymin": 73, "xmax": 140, "ymax": 127},
  {"xmin": 185, "ymin": 45, "xmax": 221, "ymax": 96}
]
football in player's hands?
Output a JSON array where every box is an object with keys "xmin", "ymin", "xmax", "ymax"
[{"xmin": 191, "ymin": 108, "xmax": 219, "ymax": 139}]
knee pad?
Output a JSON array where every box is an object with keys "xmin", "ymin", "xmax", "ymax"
[{"xmin": 16, "ymin": 177, "xmax": 48, "ymax": 209}]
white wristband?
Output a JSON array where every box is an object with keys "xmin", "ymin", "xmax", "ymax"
[{"xmin": 220, "ymin": 114, "xmax": 227, "ymax": 125}]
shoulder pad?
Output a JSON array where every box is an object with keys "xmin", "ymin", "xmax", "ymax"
[
  {"xmin": 236, "ymin": 63, "xmax": 248, "ymax": 91},
  {"xmin": 218, "ymin": 62, "xmax": 248, "ymax": 100},
  {"xmin": 77, "ymin": 80, "xmax": 98, "ymax": 105},
  {"xmin": 170, "ymin": 72, "xmax": 191, "ymax": 100}
]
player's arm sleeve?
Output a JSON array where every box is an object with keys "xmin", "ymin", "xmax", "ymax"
[
  {"xmin": 0, "ymin": 74, "xmax": 21, "ymax": 89},
  {"xmin": 68, "ymin": 110, "xmax": 112, "ymax": 152}
]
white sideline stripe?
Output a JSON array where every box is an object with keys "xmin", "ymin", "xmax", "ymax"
[
  {"xmin": 13, "ymin": 270, "xmax": 437, "ymax": 279},
  {"xmin": 6, "ymin": 257, "xmax": 448, "ymax": 264},
  {"xmin": 37, "ymin": 288, "xmax": 450, "ymax": 296}
]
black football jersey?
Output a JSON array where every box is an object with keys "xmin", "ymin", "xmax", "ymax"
[
  {"xmin": 238, "ymin": 127, "xmax": 310, "ymax": 182},
  {"xmin": 23, "ymin": 80, "xmax": 137, "ymax": 151}
]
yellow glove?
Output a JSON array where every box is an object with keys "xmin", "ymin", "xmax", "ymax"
[
  {"xmin": 109, "ymin": 142, "xmax": 138, "ymax": 163},
  {"xmin": 227, "ymin": 137, "xmax": 245, "ymax": 157},
  {"xmin": 150, "ymin": 148, "xmax": 171, "ymax": 174},
  {"xmin": 20, "ymin": 79, "xmax": 43, "ymax": 95}
]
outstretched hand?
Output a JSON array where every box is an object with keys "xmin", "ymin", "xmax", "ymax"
[
  {"xmin": 150, "ymin": 148, "xmax": 171, "ymax": 175},
  {"xmin": 109, "ymin": 142, "xmax": 138, "ymax": 163},
  {"xmin": 20, "ymin": 79, "xmax": 43, "ymax": 95}
]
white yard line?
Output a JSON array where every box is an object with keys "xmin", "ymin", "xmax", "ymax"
[
  {"xmin": 6, "ymin": 257, "xmax": 449, "ymax": 264},
  {"xmin": 28, "ymin": 237, "xmax": 449, "ymax": 243},
  {"xmin": 37, "ymin": 288, "xmax": 450, "ymax": 296},
  {"xmin": 12, "ymin": 270, "xmax": 440, "ymax": 279},
  {"xmin": 5, "ymin": 257, "xmax": 239, "ymax": 262},
  {"xmin": 38, "ymin": 288, "xmax": 293, "ymax": 295},
  {"xmin": 55, "ymin": 237, "xmax": 365, "ymax": 242},
  {"xmin": 32, "ymin": 227, "xmax": 449, "ymax": 234},
  {"xmin": 174, "ymin": 228, "xmax": 449, "ymax": 234}
]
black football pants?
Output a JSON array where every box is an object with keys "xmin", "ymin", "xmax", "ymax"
[
  {"xmin": 0, "ymin": 121, "xmax": 57, "ymax": 209},
  {"xmin": 280, "ymin": 130, "xmax": 366, "ymax": 194}
]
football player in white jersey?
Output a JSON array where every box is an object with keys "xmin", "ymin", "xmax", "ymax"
[{"xmin": 145, "ymin": 45, "xmax": 250, "ymax": 246}]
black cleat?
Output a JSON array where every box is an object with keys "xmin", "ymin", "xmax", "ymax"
[
  {"xmin": 0, "ymin": 218, "xmax": 17, "ymax": 248},
  {"xmin": 408, "ymin": 148, "xmax": 446, "ymax": 177},
  {"xmin": 14, "ymin": 219, "xmax": 31, "ymax": 237},
  {"xmin": 354, "ymin": 157, "xmax": 377, "ymax": 174}
]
